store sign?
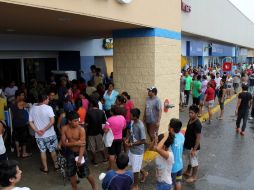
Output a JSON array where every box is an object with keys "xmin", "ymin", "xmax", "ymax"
[
  {"xmin": 103, "ymin": 38, "xmax": 113, "ymax": 49},
  {"xmin": 117, "ymin": 0, "xmax": 133, "ymax": 4},
  {"xmin": 222, "ymin": 62, "xmax": 232, "ymax": 72},
  {"xmin": 182, "ymin": 1, "xmax": 191, "ymax": 12}
]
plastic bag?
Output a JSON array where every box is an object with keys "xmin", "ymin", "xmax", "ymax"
[{"xmin": 103, "ymin": 129, "xmax": 114, "ymax": 147}]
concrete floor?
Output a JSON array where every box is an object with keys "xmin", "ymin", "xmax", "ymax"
[{"xmin": 9, "ymin": 98, "xmax": 254, "ymax": 190}]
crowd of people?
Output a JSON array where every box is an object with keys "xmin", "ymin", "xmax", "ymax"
[
  {"xmin": 0, "ymin": 63, "xmax": 254, "ymax": 190},
  {"xmin": 180, "ymin": 64, "xmax": 254, "ymax": 124}
]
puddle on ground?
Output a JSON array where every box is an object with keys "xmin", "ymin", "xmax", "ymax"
[{"xmin": 205, "ymin": 175, "xmax": 241, "ymax": 188}]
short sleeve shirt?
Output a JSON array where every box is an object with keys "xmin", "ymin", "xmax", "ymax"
[
  {"xmin": 171, "ymin": 133, "xmax": 185, "ymax": 173},
  {"xmin": 29, "ymin": 104, "xmax": 55, "ymax": 138},
  {"xmin": 86, "ymin": 108, "xmax": 106, "ymax": 136},
  {"xmin": 102, "ymin": 170, "xmax": 133, "ymax": 190},
  {"xmin": 192, "ymin": 80, "xmax": 202, "ymax": 98},
  {"xmin": 145, "ymin": 96, "xmax": 162, "ymax": 124},
  {"xmin": 184, "ymin": 119, "xmax": 202, "ymax": 150},
  {"xmin": 103, "ymin": 90, "xmax": 119, "ymax": 111},
  {"xmin": 205, "ymin": 87, "xmax": 215, "ymax": 101},
  {"xmin": 238, "ymin": 92, "xmax": 252, "ymax": 111},
  {"xmin": 185, "ymin": 76, "xmax": 193, "ymax": 91},
  {"xmin": 129, "ymin": 120, "xmax": 146, "ymax": 155},
  {"xmin": 104, "ymin": 115, "xmax": 126, "ymax": 140}
]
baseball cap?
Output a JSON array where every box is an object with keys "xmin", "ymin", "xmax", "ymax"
[{"xmin": 147, "ymin": 86, "xmax": 157, "ymax": 93}]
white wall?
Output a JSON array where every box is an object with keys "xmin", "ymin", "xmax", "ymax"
[
  {"xmin": 0, "ymin": 34, "xmax": 113, "ymax": 56},
  {"xmin": 182, "ymin": 0, "xmax": 254, "ymax": 48}
]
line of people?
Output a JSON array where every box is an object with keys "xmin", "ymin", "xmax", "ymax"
[{"xmin": 0, "ymin": 103, "xmax": 204, "ymax": 190}]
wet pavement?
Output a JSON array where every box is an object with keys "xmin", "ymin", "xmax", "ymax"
[{"xmin": 9, "ymin": 98, "xmax": 254, "ymax": 190}]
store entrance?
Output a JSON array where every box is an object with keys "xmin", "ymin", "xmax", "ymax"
[
  {"xmin": 24, "ymin": 58, "xmax": 57, "ymax": 82},
  {"xmin": 0, "ymin": 59, "xmax": 21, "ymax": 87}
]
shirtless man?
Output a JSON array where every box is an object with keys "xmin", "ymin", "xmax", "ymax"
[{"xmin": 61, "ymin": 111, "xmax": 97, "ymax": 190}]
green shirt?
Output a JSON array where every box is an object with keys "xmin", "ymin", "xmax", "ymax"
[
  {"xmin": 192, "ymin": 80, "xmax": 202, "ymax": 98},
  {"xmin": 185, "ymin": 76, "xmax": 192, "ymax": 91}
]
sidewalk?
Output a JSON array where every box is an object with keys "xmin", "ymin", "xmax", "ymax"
[{"xmin": 143, "ymin": 93, "xmax": 238, "ymax": 162}]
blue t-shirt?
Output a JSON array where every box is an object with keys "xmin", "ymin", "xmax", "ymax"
[
  {"xmin": 103, "ymin": 90, "xmax": 119, "ymax": 111},
  {"xmin": 171, "ymin": 133, "xmax": 185, "ymax": 173},
  {"xmin": 102, "ymin": 170, "xmax": 133, "ymax": 190}
]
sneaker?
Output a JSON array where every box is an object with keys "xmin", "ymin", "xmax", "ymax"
[
  {"xmin": 236, "ymin": 128, "xmax": 241, "ymax": 133},
  {"xmin": 249, "ymin": 117, "xmax": 253, "ymax": 120},
  {"xmin": 240, "ymin": 131, "xmax": 245, "ymax": 136}
]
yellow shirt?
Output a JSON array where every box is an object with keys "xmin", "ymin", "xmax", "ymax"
[{"xmin": 0, "ymin": 98, "xmax": 7, "ymax": 121}]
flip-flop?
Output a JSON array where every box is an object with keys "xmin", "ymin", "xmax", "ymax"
[
  {"xmin": 40, "ymin": 167, "xmax": 49, "ymax": 174},
  {"xmin": 22, "ymin": 153, "xmax": 32, "ymax": 158}
]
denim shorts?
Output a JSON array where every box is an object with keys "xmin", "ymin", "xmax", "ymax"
[
  {"xmin": 156, "ymin": 182, "xmax": 172, "ymax": 190},
  {"xmin": 36, "ymin": 135, "xmax": 58, "ymax": 153}
]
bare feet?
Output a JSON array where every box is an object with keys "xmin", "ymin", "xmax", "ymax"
[
  {"xmin": 186, "ymin": 177, "xmax": 197, "ymax": 183},
  {"xmin": 183, "ymin": 172, "xmax": 191, "ymax": 177}
]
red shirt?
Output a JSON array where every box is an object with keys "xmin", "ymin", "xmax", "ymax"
[
  {"xmin": 210, "ymin": 80, "xmax": 216, "ymax": 90},
  {"xmin": 124, "ymin": 100, "xmax": 134, "ymax": 123},
  {"xmin": 205, "ymin": 87, "xmax": 215, "ymax": 101}
]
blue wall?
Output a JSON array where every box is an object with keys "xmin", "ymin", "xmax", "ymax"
[{"xmin": 80, "ymin": 56, "xmax": 95, "ymax": 82}]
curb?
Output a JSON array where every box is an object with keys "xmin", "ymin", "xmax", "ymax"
[{"xmin": 143, "ymin": 93, "xmax": 238, "ymax": 162}]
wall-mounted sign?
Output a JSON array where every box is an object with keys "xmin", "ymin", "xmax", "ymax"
[
  {"xmin": 182, "ymin": 1, "xmax": 191, "ymax": 12},
  {"xmin": 103, "ymin": 38, "xmax": 113, "ymax": 49},
  {"xmin": 117, "ymin": 0, "xmax": 133, "ymax": 4}
]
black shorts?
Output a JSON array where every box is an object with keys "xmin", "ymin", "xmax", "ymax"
[
  {"xmin": 219, "ymin": 99, "xmax": 224, "ymax": 110},
  {"xmin": 0, "ymin": 153, "xmax": 8, "ymax": 162},
  {"xmin": 65, "ymin": 149, "xmax": 90, "ymax": 178},
  {"xmin": 13, "ymin": 126, "xmax": 29, "ymax": 146},
  {"xmin": 193, "ymin": 97, "xmax": 200, "ymax": 105},
  {"xmin": 108, "ymin": 139, "xmax": 122, "ymax": 156},
  {"xmin": 171, "ymin": 169, "xmax": 183, "ymax": 185}
]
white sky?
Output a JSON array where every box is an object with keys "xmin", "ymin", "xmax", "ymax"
[{"xmin": 229, "ymin": 0, "xmax": 254, "ymax": 22}]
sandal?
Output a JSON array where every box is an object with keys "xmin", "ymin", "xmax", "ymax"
[
  {"xmin": 40, "ymin": 167, "xmax": 49, "ymax": 174},
  {"xmin": 22, "ymin": 153, "xmax": 32, "ymax": 158}
]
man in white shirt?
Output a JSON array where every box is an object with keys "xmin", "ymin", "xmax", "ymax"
[
  {"xmin": 29, "ymin": 94, "xmax": 58, "ymax": 173},
  {"xmin": 0, "ymin": 160, "xmax": 30, "ymax": 190},
  {"xmin": 4, "ymin": 81, "xmax": 18, "ymax": 103}
]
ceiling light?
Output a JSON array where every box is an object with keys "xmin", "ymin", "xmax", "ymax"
[{"xmin": 6, "ymin": 29, "xmax": 16, "ymax": 32}]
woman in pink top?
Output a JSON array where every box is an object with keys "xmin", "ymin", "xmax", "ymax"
[
  {"xmin": 103, "ymin": 105, "xmax": 126, "ymax": 170},
  {"xmin": 79, "ymin": 91, "xmax": 89, "ymax": 111}
]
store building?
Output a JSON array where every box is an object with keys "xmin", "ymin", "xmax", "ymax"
[
  {"xmin": 2, "ymin": 0, "xmax": 254, "ymax": 132},
  {"xmin": 182, "ymin": 0, "xmax": 254, "ymax": 68},
  {"xmin": 0, "ymin": 0, "xmax": 181, "ymax": 132}
]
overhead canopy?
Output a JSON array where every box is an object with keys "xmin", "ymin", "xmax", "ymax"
[{"xmin": 0, "ymin": 2, "xmax": 143, "ymax": 38}]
